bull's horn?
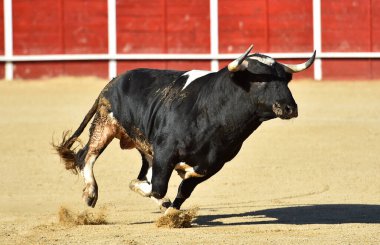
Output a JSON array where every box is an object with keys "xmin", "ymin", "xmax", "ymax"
[
  {"xmin": 228, "ymin": 45, "xmax": 254, "ymax": 72},
  {"xmin": 281, "ymin": 50, "xmax": 316, "ymax": 73}
]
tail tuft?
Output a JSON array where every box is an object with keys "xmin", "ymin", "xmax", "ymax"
[{"xmin": 52, "ymin": 131, "xmax": 81, "ymax": 175}]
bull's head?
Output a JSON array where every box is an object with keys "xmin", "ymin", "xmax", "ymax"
[{"xmin": 227, "ymin": 45, "xmax": 316, "ymax": 121}]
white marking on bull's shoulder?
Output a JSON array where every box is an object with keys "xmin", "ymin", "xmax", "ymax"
[{"xmin": 181, "ymin": 70, "xmax": 212, "ymax": 90}]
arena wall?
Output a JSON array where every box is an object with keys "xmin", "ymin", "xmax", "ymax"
[{"xmin": 1, "ymin": 0, "xmax": 379, "ymax": 80}]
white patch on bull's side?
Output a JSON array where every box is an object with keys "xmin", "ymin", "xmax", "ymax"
[
  {"xmin": 175, "ymin": 162, "xmax": 204, "ymax": 179},
  {"xmin": 181, "ymin": 70, "xmax": 212, "ymax": 90},
  {"xmin": 146, "ymin": 167, "xmax": 153, "ymax": 183},
  {"xmin": 250, "ymin": 56, "xmax": 275, "ymax": 66}
]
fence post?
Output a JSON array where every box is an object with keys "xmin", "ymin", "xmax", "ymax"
[
  {"xmin": 210, "ymin": 0, "xmax": 219, "ymax": 71},
  {"xmin": 4, "ymin": 0, "xmax": 13, "ymax": 80},
  {"xmin": 313, "ymin": 0, "xmax": 322, "ymax": 80},
  {"xmin": 108, "ymin": 0, "xmax": 117, "ymax": 79}
]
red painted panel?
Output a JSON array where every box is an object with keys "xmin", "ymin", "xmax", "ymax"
[
  {"xmin": 219, "ymin": 0, "xmax": 313, "ymax": 53},
  {"xmin": 63, "ymin": 0, "xmax": 108, "ymax": 53},
  {"xmin": 268, "ymin": 0, "xmax": 313, "ymax": 52},
  {"xmin": 322, "ymin": 0, "xmax": 371, "ymax": 52},
  {"xmin": 14, "ymin": 62, "xmax": 64, "ymax": 79},
  {"xmin": 371, "ymin": 60, "xmax": 380, "ymax": 79},
  {"xmin": 117, "ymin": 0, "xmax": 166, "ymax": 53},
  {"xmin": 13, "ymin": 0, "xmax": 107, "ymax": 55},
  {"xmin": 219, "ymin": 0, "xmax": 269, "ymax": 52},
  {"xmin": 63, "ymin": 61, "xmax": 108, "ymax": 78},
  {"xmin": 371, "ymin": 0, "xmax": 380, "ymax": 51},
  {"xmin": 117, "ymin": 0, "xmax": 209, "ymax": 54},
  {"xmin": 14, "ymin": 61, "xmax": 108, "ymax": 79},
  {"xmin": 13, "ymin": 0, "xmax": 108, "ymax": 78},
  {"xmin": 13, "ymin": 0, "xmax": 64, "ymax": 54},
  {"xmin": 322, "ymin": 59, "xmax": 371, "ymax": 80},
  {"xmin": 0, "ymin": 64, "xmax": 4, "ymax": 79},
  {"xmin": 166, "ymin": 0, "xmax": 210, "ymax": 53}
]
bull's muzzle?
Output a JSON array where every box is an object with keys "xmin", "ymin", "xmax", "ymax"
[{"xmin": 272, "ymin": 102, "xmax": 298, "ymax": 119}]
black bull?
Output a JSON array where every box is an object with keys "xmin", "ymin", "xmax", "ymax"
[{"xmin": 54, "ymin": 46, "xmax": 316, "ymax": 215}]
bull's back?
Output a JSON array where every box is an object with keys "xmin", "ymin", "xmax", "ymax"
[
  {"xmin": 120, "ymin": 68, "xmax": 185, "ymax": 93},
  {"xmin": 102, "ymin": 68, "xmax": 186, "ymax": 138}
]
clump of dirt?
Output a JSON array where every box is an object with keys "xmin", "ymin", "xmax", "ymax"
[
  {"xmin": 155, "ymin": 207, "xmax": 199, "ymax": 228},
  {"xmin": 58, "ymin": 206, "xmax": 108, "ymax": 225}
]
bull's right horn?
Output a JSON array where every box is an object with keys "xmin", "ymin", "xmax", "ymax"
[
  {"xmin": 280, "ymin": 51, "xmax": 316, "ymax": 73},
  {"xmin": 228, "ymin": 45, "xmax": 253, "ymax": 72}
]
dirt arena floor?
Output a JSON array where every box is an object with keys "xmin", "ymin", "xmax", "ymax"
[{"xmin": 0, "ymin": 77, "xmax": 379, "ymax": 244}]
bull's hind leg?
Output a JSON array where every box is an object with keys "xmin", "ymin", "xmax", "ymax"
[{"xmin": 81, "ymin": 108, "xmax": 117, "ymax": 207}]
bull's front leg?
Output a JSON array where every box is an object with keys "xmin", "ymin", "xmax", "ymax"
[
  {"xmin": 129, "ymin": 152, "xmax": 173, "ymax": 211},
  {"xmin": 165, "ymin": 163, "xmax": 224, "ymax": 215},
  {"xmin": 129, "ymin": 170, "xmax": 172, "ymax": 212},
  {"xmin": 149, "ymin": 153, "xmax": 176, "ymax": 210},
  {"xmin": 165, "ymin": 177, "xmax": 208, "ymax": 215}
]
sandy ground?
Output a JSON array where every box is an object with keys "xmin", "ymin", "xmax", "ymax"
[{"xmin": 0, "ymin": 77, "xmax": 379, "ymax": 244}]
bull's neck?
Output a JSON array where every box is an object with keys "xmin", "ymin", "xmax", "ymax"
[{"xmin": 198, "ymin": 68, "xmax": 262, "ymax": 141}]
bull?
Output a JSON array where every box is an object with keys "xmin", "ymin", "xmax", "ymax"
[{"xmin": 54, "ymin": 45, "xmax": 315, "ymax": 215}]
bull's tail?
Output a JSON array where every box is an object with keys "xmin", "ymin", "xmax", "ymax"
[{"xmin": 53, "ymin": 97, "xmax": 99, "ymax": 174}]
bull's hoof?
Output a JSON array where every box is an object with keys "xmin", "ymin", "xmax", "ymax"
[
  {"xmin": 164, "ymin": 207, "xmax": 179, "ymax": 216},
  {"xmin": 159, "ymin": 197, "xmax": 172, "ymax": 213},
  {"xmin": 129, "ymin": 179, "xmax": 151, "ymax": 197},
  {"xmin": 82, "ymin": 183, "xmax": 98, "ymax": 208}
]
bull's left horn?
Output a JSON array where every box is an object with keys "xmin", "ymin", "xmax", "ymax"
[
  {"xmin": 228, "ymin": 45, "xmax": 254, "ymax": 72},
  {"xmin": 280, "ymin": 50, "xmax": 316, "ymax": 73}
]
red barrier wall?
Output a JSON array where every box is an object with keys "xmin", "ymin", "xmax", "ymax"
[
  {"xmin": 12, "ymin": 0, "xmax": 108, "ymax": 79},
  {"xmin": 0, "ymin": 0, "xmax": 4, "ymax": 78},
  {"xmin": 116, "ymin": 0, "xmax": 211, "ymax": 72},
  {"xmin": 2, "ymin": 0, "xmax": 380, "ymax": 80},
  {"xmin": 322, "ymin": 0, "xmax": 380, "ymax": 80}
]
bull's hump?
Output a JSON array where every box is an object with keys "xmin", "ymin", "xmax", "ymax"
[{"xmin": 181, "ymin": 70, "xmax": 212, "ymax": 91}]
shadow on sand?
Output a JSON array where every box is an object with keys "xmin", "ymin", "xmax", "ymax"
[{"xmin": 194, "ymin": 204, "xmax": 380, "ymax": 226}]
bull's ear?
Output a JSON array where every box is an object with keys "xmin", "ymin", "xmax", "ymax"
[{"xmin": 227, "ymin": 45, "xmax": 253, "ymax": 72}]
